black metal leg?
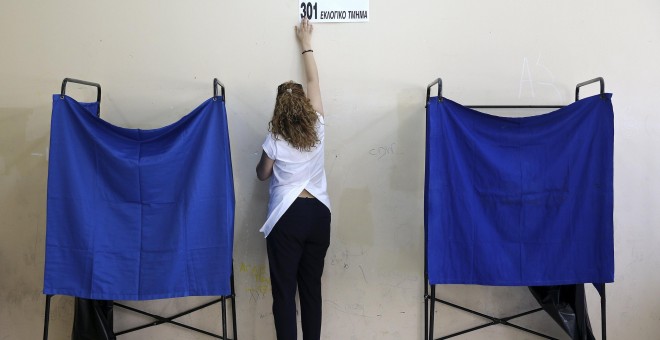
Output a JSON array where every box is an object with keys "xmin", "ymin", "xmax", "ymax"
[
  {"xmin": 231, "ymin": 296, "xmax": 238, "ymax": 340},
  {"xmin": 424, "ymin": 244, "xmax": 429, "ymax": 340},
  {"xmin": 424, "ymin": 280, "xmax": 429, "ymax": 340},
  {"xmin": 43, "ymin": 295, "xmax": 53, "ymax": 340},
  {"xmin": 601, "ymin": 285, "xmax": 606, "ymax": 340},
  {"xmin": 576, "ymin": 284, "xmax": 587, "ymax": 340},
  {"xmin": 231, "ymin": 295, "xmax": 238, "ymax": 340},
  {"xmin": 429, "ymin": 285, "xmax": 435, "ymax": 340},
  {"xmin": 221, "ymin": 296, "xmax": 228, "ymax": 340},
  {"xmin": 231, "ymin": 268, "xmax": 238, "ymax": 340}
]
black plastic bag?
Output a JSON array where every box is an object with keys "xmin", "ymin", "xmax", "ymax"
[
  {"xmin": 528, "ymin": 284, "xmax": 595, "ymax": 340},
  {"xmin": 71, "ymin": 298, "xmax": 115, "ymax": 340}
]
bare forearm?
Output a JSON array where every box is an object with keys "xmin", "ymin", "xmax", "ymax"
[
  {"xmin": 296, "ymin": 19, "xmax": 323, "ymax": 113},
  {"xmin": 301, "ymin": 45, "xmax": 319, "ymax": 84}
]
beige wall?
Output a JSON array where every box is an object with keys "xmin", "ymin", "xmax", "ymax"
[{"xmin": 1, "ymin": 0, "xmax": 659, "ymax": 338}]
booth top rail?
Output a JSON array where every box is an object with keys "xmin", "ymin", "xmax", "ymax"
[{"xmin": 426, "ymin": 77, "xmax": 605, "ymax": 108}]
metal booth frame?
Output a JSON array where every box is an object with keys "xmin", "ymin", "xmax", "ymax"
[
  {"xmin": 423, "ymin": 77, "xmax": 608, "ymax": 340},
  {"xmin": 43, "ymin": 78, "xmax": 238, "ymax": 340}
]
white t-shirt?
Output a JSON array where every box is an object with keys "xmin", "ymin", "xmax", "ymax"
[{"xmin": 260, "ymin": 114, "xmax": 331, "ymax": 237}]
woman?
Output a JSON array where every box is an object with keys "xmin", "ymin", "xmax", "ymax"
[{"xmin": 256, "ymin": 19, "xmax": 331, "ymax": 340}]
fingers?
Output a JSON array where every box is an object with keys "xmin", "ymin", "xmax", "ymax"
[{"xmin": 299, "ymin": 17, "xmax": 312, "ymax": 32}]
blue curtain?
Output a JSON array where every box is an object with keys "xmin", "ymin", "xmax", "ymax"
[
  {"xmin": 425, "ymin": 94, "xmax": 614, "ymax": 286},
  {"xmin": 44, "ymin": 95, "xmax": 235, "ymax": 300}
]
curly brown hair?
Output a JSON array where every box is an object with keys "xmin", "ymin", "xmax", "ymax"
[{"xmin": 268, "ymin": 81, "xmax": 320, "ymax": 152}]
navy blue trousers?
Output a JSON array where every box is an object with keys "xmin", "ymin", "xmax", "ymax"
[{"xmin": 267, "ymin": 197, "xmax": 331, "ymax": 340}]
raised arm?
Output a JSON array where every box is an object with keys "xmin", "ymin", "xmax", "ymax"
[{"xmin": 295, "ymin": 18, "xmax": 324, "ymax": 115}]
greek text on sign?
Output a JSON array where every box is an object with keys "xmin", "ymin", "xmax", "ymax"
[{"xmin": 299, "ymin": 0, "xmax": 369, "ymax": 23}]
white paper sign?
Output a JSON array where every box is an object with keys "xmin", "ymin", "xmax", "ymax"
[{"xmin": 299, "ymin": 0, "xmax": 369, "ymax": 23}]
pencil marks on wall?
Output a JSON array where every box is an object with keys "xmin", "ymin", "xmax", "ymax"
[
  {"xmin": 519, "ymin": 54, "xmax": 564, "ymax": 103},
  {"xmin": 368, "ymin": 143, "xmax": 396, "ymax": 160},
  {"xmin": 239, "ymin": 262, "xmax": 271, "ymax": 303}
]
